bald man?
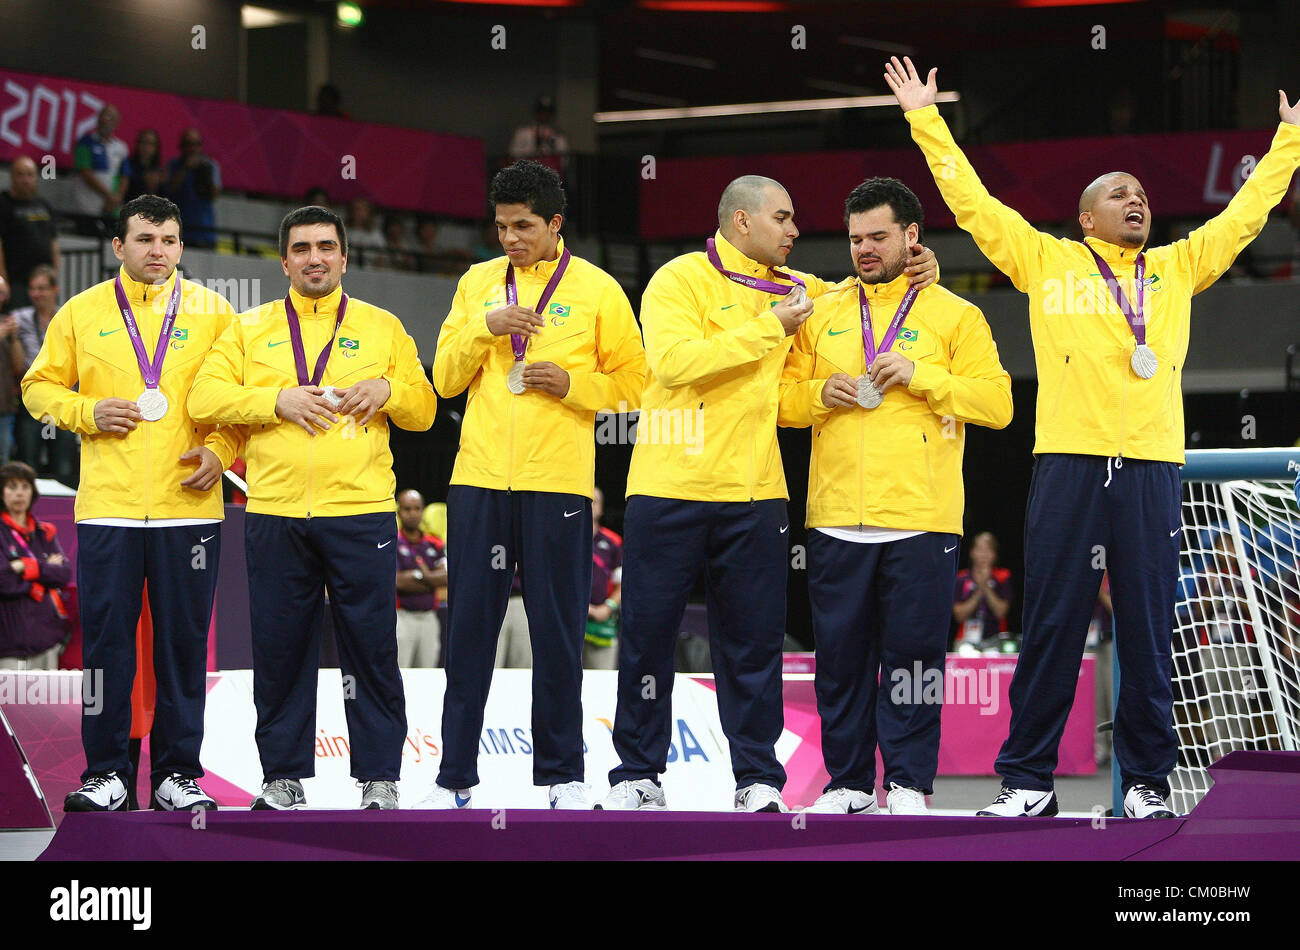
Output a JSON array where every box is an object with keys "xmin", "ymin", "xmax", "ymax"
[
  {"xmin": 601, "ymin": 175, "xmax": 937, "ymax": 812},
  {"xmin": 395, "ymin": 489, "xmax": 447, "ymax": 668},
  {"xmin": 0, "ymin": 155, "xmax": 61, "ymax": 312},
  {"xmin": 888, "ymin": 57, "xmax": 1300, "ymax": 818}
]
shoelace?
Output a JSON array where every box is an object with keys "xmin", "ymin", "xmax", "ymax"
[
  {"xmin": 169, "ymin": 775, "xmax": 203, "ymax": 796},
  {"xmin": 265, "ymin": 779, "xmax": 297, "ymax": 798},
  {"xmin": 1134, "ymin": 786, "xmax": 1165, "ymax": 807},
  {"xmin": 82, "ymin": 772, "xmax": 118, "ymax": 793},
  {"xmin": 989, "ymin": 787, "xmax": 1015, "ymax": 806}
]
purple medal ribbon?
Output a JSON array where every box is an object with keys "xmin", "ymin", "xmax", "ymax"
[
  {"xmin": 505, "ymin": 247, "xmax": 571, "ymax": 362},
  {"xmin": 705, "ymin": 238, "xmax": 806, "ymax": 296},
  {"xmin": 859, "ymin": 281, "xmax": 920, "ymax": 368},
  {"xmin": 1087, "ymin": 246, "xmax": 1147, "ymax": 345},
  {"xmin": 285, "ymin": 293, "xmax": 348, "ymax": 386},
  {"xmin": 112, "ymin": 275, "xmax": 183, "ymax": 391}
]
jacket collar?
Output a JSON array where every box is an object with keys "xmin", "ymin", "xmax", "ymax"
[
  {"xmin": 1083, "ymin": 235, "xmax": 1145, "ymax": 264},
  {"xmin": 856, "ymin": 270, "xmax": 914, "ymax": 301},
  {"xmin": 288, "ymin": 283, "xmax": 345, "ymax": 319},
  {"xmin": 711, "ymin": 230, "xmax": 778, "ymax": 280},
  {"xmin": 2, "ymin": 511, "xmax": 36, "ymax": 536},
  {"xmin": 513, "ymin": 236, "xmax": 567, "ymax": 279},
  {"xmin": 117, "ymin": 266, "xmax": 179, "ymax": 305}
]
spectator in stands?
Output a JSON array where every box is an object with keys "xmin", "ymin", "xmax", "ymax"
[
  {"xmin": 0, "ymin": 308, "xmax": 20, "ymax": 462},
  {"xmin": 0, "ymin": 155, "xmax": 61, "ymax": 311},
  {"xmin": 72, "ymin": 105, "xmax": 128, "ymax": 229},
  {"xmin": 472, "ymin": 219, "xmax": 500, "ymax": 262},
  {"xmin": 584, "ymin": 486, "xmax": 623, "ymax": 670},
  {"xmin": 381, "ymin": 213, "xmax": 415, "ymax": 271},
  {"xmin": 164, "ymin": 128, "xmax": 222, "ymax": 248},
  {"xmin": 414, "ymin": 215, "xmax": 472, "ymax": 273},
  {"xmin": 315, "ymin": 83, "xmax": 351, "ymax": 120},
  {"xmin": 346, "ymin": 197, "xmax": 387, "ymax": 263},
  {"xmin": 0, "ymin": 461, "xmax": 71, "ymax": 670},
  {"xmin": 120, "ymin": 129, "xmax": 165, "ymax": 204},
  {"xmin": 395, "ymin": 489, "xmax": 447, "ymax": 668},
  {"xmin": 12, "ymin": 266, "xmax": 78, "ymax": 484},
  {"xmin": 508, "ymin": 96, "xmax": 570, "ymax": 162},
  {"xmin": 952, "ymin": 531, "xmax": 1012, "ymax": 647}
]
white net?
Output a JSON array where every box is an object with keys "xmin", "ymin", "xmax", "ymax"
[{"xmin": 1170, "ymin": 477, "xmax": 1300, "ymax": 814}]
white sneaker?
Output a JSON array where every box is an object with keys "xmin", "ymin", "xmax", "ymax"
[
  {"xmin": 548, "ymin": 782, "xmax": 594, "ymax": 810},
  {"xmin": 414, "ymin": 784, "xmax": 472, "ymax": 809},
  {"xmin": 976, "ymin": 786, "xmax": 1059, "ymax": 817},
  {"xmin": 64, "ymin": 772, "xmax": 128, "ymax": 812},
  {"xmin": 886, "ymin": 783, "xmax": 928, "ymax": 815},
  {"xmin": 153, "ymin": 774, "xmax": 217, "ymax": 811},
  {"xmin": 597, "ymin": 779, "xmax": 667, "ymax": 811},
  {"xmin": 1124, "ymin": 785, "xmax": 1176, "ymax": 819},
  {"xmin": 805, "ymin": 787, "xmax": 879, "ymax": 814},
  {"xmin": 735, "ymin": 783, "xmax": 787, "ymax": 813}
]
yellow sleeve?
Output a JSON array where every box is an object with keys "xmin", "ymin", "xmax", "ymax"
[
  {"xmin": 906, "ymin": 303, "xmax": 1013, "ymax": 429},
  {"xmin": 432, "ymin": 275, "xmax": 497, "ymax": 398},
  {"xmin": 187, "ymin": 315, "xmax": 281, "ymax": 425},
  {"xmin": 202, "ymin": 424, "xmax": 248, "ymax": 469},
  {"xmin": 642, "ymin": 264, "xmax": 785, "ymax": 390},
  {"xmin": 905, "ymin": 105, "xmax": 1053, "ymax": 294},
  {"xmin": 20, "ymin": 301, "xmax": 99, "ymax": 435},
  {"xmin": 778, "ymin": 318, "xmax": 834, "ymax": 428},
  {"xmin": 383, "ymin": 323, "xmax": 437, "ymax": 431},
  {"xmin": 1174, "ymin": 122, "xmax": 1300, "ymax": 294},
  {"xmin": 561, "ymin": 277, "xmax": 647, "ymax": 413}
]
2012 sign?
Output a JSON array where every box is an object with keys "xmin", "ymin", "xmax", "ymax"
[{"xmin": 0, "ymin": 78, "xmax": 106, "ymax": 157}]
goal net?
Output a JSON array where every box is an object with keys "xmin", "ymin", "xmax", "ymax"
[{"xmin": 1168, "ymin": 448, "xmax": 1300, "ymax": 814}]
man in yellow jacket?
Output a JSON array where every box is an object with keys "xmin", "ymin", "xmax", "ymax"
[
  {"xmin": 887, "ymin": 57, "xmax": 1300, "ymax": 818},
  {"xmin": 424, "ymin": 161, "xmax": 645, "ymax": 810},
  {"xmin": 188, "ymin": 205, "xmax": 437, "ymax": 810},
  {"xmin": 23, "ymin": 194, "xmax": 242, "ymax": 813},
  {"xmin": 780, "ymin": 177, "xmax": 1011, "ymax": 815},
  {"xmin": 601, "ymin": 175, "xmax": 937, "ymax": 813}
]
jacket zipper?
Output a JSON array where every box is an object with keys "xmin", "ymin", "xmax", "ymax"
[{"xmin": 857, "ymin": 405, "xmax": 865, "ymax": 530}]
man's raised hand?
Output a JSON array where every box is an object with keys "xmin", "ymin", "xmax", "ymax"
[
  {"xmin": 485, "ymin": 304, "xmax": 544, "ymax": 337},
  {"xmin": 1280, "ymin": 90, "xmax": 1299, "ymax": 127},
  {"xmin": 884, "ymin": 56, "xmax": 938, "ymax": 113},
  {"xmin": 772, "ymin": 294, "xmax": 814, "ymax": 337}
]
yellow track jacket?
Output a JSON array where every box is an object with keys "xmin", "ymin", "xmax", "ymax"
[
  {"xmin": 22, "ymin": 267, "xmax": 243, "ymax": 522},
  {"xmin": 433, "ymin": 239, "xmax": 646, "ymax": 499},
  {"xmin": 187, "ymin": 284, "xmax": 436, "ymax": 518},
  {"xmin": 906, "ymin": 104, "xmax": 1300, "ymax": 463},
  {"xmin": 780, "ymin": 273, "xmax": 1012, "ymax": 534},
  {"xmin": 627, "ymin": 231, "xmax": 845, "ymax": 502}
]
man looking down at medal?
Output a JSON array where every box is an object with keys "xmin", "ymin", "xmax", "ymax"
[
  {"xmin": 885, "ymin": 56, "xmax": 1300, "ymax": 818},
  {"xmin": 423, "ymin": 161, "xmax": 645, "ymax": 810},
  {"xmin": 188, "ymin": 205, "xmax": 437, "ymax": 810},
  {"xmin": 23, "ymin": 194, "xmax": 242, "ymax": 812},
  {"xmin": 600, "ymin": 175, "xmax": 938, "ymax": 813},
  {"xmin": 779, "ymin": 177, "xmax": 1011, "ymax": 815}
]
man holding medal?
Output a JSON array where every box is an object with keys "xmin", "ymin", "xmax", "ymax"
[
  {"xmin": 425, "ymin": 161, "xmax": 645, "ymax": 810},
  {"xmin": 188, "ymin": 205, "xmax": 437, "ymax": 810},
  {"xmin": 23, "ymin": 194, "xmax": 242, "ymax": 812},
  {"xmin": 886, "ymin": 57, "xmax": 1300, "ymax": 818},
  {"xmin": 601, "ymin": 175, "xmax": 938, "ymax": 812},
  {"xmin": 779, "ymin": 177, "xmax": 1011, "ymax": 815}
]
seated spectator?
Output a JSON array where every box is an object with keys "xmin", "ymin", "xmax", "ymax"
[
  {"xmin": 0, "ymin": 155, "xmax": 61, "ymax": 312},
  {"xmin": 120, "ymin": 129, "xmax": 165, "ymax": 203},
  {"xmin": 0, "ymin": 461, "xmax": 72, "ymax": 670},
  {"xmin": 414, "ymin": 215, "xmax": 472, "ymax": 273},
  {"xmin": 163, "ymin": 128, "xmax": 221, "ymax": 247},
  {"xmin": 0, "ymin": 308, "xmax": 19, "ymax": 462},
  {"xmin": 380, "ymin": 213, "xmax": 416, "ymax": 271},
  {"xmin": 952, "ymin": 531, "xmax": 1012, "ymax": 647},
  {"xmin": 12, "ymin": 266, "xmax": 77, "ymax": 484},
  {"xmin": 346, "ymin": 197, "xmax": 387, "ymax": 264},
  {"xmin": 508, "ymin": 96, "xmax": 569, "ymax": 162}
]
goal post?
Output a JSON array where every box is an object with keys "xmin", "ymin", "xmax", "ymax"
[{"xmin": 1113, "ymin": 447, "xmax": 1300, "ymax": 815}]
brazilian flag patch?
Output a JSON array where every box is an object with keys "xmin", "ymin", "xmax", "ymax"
[
  {"xmin": 338, "ymin": 337, "xmax": 359, "ymax": 350},
  {"xmin": 548, "ymin": 303, "xmax": 570, "ymax": 316},
  {"xmin": 898, "ymin": 328, "xmax": 919, "ymax": 342},
  {"xmin": 171, "ymin": 328, "xmax": 188, "ymax": 340}
]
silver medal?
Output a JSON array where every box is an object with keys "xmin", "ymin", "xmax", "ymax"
[
  {"xmin": 856, "ymin": 376, "xmax": 883, "ymax": 409},
  {"xmin": 1130, "ymin": 343, "xmax": 1158, "ymax": 380},
  {"xmin": 785, "ymin": 285, "xmax": 807, "ymax": 309},
  {"xmin": 320, "ymin": 385, "xmax": 343, "ymax": 408},
  {"xmin": 137, "ymin": 388, "xmax": 169, "ymax": 422},
  {"xmin": 507, "ymin": 362, "xmax": 526, "ymax": 395}
]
